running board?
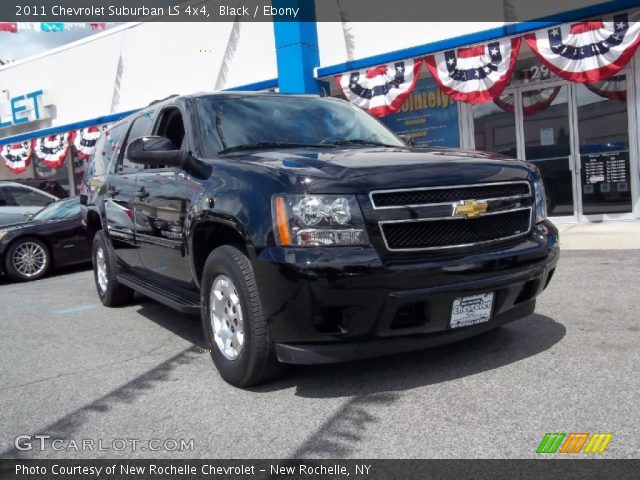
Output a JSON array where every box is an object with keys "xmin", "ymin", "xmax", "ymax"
[{"xmin": 117, "ymin": 271, "xmax": 201, "ymax": 314}]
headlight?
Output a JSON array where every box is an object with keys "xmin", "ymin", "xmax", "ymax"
[
  {"xmin": 533, "ymin": 179, "xmax": 547, "ymax": 223},
  {"xmin": 272, "ymin": 195, "xmax": 368, "ymax": 246},
  {"xmin": 0, "ymin": 231, "xmax": 7, "ymax": 241}
]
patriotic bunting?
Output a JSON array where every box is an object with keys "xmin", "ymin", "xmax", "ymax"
[
  {"xmin": 1, "ymin": 141, "xmax": 32, "ymax": 174},
  {"xmin": 494, "ymin": 86, "xmax": 562, "ymax": 116},
  {"xmin": 525, "ymin": 12, "xmax": 640, "ymax": 82},
  {"xmin": 74, "ymin": 126, "xmax": 101, "ymax": 159},
  {"xmin": 584, "ymin": 74, "xmax": 627, "ymax": 100},
  {"xmin": 33, "ymin": 132, "xmax": 75, "ymax": 169},
  {"xmin": 425, "ymin": 37, "xmax": 521, "ymax": 104},
  {"xmin": 335, "ymin": 59, "xmax": 422, "ymax": 117}
]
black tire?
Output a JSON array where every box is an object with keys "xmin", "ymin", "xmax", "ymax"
[
  {"xmin": 201, "ymin": 245, "xmax": 283, "ymax": 387},
  {"xmin": 92, "ymin": 230, "xmax": 134, "ymax": 307},
  {"xmin": 4, "ymin": 237, "xmax": 50, "ymax": 282}
]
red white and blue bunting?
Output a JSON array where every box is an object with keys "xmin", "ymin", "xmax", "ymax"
[
  {"xmin": 494, "ymin": 86, "xmax": 562, "ymax": 116},
  {"xmin": 425, "ymin": 37, "xmax": 521, "ymax": 104},
  {"xmin": 335, "ymin": 59, "xmax": 422, "ymax": 117},
  {"xmin": 525, "ymin": 12, "xmax": 640, "ymax": 82},
  {"xmin": 33, "ymin": 131, "xmax": 75, "ymax": 169},
  {"xmin": 74, "ymin": 126, "xmax": 101, "ymax": 159},
  {"xmin": 584, "ymin": 74, "xmax": 627, "ymax": 100},
  {"xmin": 1, "ymin": 141, "xmax": 32, "ymax": 174}
]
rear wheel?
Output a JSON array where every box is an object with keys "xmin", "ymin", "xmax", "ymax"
[
  {"xmin": 92, "ymin": 230, "xmax": 134, "ymax": 306},
  {"xmin": 201, "ymin": 245, "xmax": 283, "ymax": 387},
  {"xmin": 4, "ymin": 237, "xmax": 50, "ymax": 282}
]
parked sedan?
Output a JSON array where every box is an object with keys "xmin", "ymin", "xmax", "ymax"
[
  {"xmin": 0, "ymin": 181, "xmax": 59, "ymax": 227},
  {"xmin": 0, "ymin": 197, "xmax": 91, "ymax": 282}
]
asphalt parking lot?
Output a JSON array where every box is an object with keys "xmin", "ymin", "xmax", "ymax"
[{"xmin": 1, "ymin": 250, "xmax": 638, "ymax": 459}]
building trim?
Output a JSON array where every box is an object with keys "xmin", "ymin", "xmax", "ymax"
[
  {"xmin": 315, "ymin": 0, "xmax": 640, "ymax": 78},
  {"xmin": 225, "ymin": 78, "xmax": 279, "ymax": 91}
]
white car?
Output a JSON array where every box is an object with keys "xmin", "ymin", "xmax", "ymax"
[{"xmin": 0, "ymin": 182, "xmax": 59, "ymax": 227}]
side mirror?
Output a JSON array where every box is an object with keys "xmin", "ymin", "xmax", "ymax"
[
  {"xmin": 399, "ymin": 134, "xmax": 415, "ymax": 147},
  {"xmin": 126, "ymin": 136, "xmax": 212, "ymax": 179},
  {"xmin": 126, "ymin": 136, "xmax": 186, "ymax": 168}
]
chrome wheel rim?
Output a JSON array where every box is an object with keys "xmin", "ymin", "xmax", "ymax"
[
  {"xmin": 210, "ymin": 275, "xmax": 244, "ymax": 360},
  {"xmin": 95, "ymin": 246, "xmax": 108, "ymax": 294},
  {"xmin": 12, "ymin": 241, "xmax": 46, "ymax": 278}
]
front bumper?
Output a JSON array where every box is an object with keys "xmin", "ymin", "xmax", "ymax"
[{"xmin": 253, "ymin": 221, "xmax": 559, "ymax": 364}]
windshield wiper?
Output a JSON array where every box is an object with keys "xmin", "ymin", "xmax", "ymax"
[
  {"xmin": 329, "ymin": 139, "xmax": 400, "ymax": 148},
  {"xmin": 219, "ymin": 142, "xmax": 338, "ymax": 154}
]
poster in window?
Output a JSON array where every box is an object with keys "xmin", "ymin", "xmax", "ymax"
[{"xmin": 380, "ymin": 77, "xmax": 460, "ymax": 148}]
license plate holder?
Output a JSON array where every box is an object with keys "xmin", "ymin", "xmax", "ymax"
[{"xmin": 450, "ymin": 292, "xmax": 495, "ymax": 329}]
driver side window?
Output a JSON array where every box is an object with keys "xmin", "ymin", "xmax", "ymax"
[{"xmin": 148, "ymin": 107, "xmax": 186, "ymax": 170}]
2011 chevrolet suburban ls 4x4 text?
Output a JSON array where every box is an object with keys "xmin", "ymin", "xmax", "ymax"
[{"xmin": 81, "ymin": 92, "xmax": 559, "ymax": 387}]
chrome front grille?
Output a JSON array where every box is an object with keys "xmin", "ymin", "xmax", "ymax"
[
  {"xmin": 371, "ymin": 181, "xmax": 533, "ymax": 252},
  {"xmin": 370, "ymin": 181, "xmax": 531, "ymax": 209}
]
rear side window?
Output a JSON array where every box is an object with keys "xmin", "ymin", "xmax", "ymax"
[
  {"xmin": 0, "ymin": 188, "xmax": 7, "ymax": 206},
  {"xmin": 119, "ymin": 113, "xmax": 156, "ymax": 174},
  {"xmin": 2, "ymin": 186, "xmax": 52, "ymax": 207},
  {"xmin": 90, "ymin": 133, "xmax": 108, "ymax": 177},
  {"xmin": 104, "ymin": 123, "xmax": 128, "ymax": 174}
]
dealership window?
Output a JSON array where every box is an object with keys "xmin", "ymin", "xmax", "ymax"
[
  {"xmin": 327, "ymin": 69, "xmax": 461, "ymax": 148},
  {"xmin": 473, "ymin": 97, "xmax": 516, "ymax": 156}
]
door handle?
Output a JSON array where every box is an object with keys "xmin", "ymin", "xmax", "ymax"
[{"xmin": 136, "ymin": 187, "xmax": 150, "ymax": 199}]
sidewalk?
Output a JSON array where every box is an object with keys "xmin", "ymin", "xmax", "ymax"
[{"xmin": 556, "ymin": 220, "xmax": 640, "ymax": 250}]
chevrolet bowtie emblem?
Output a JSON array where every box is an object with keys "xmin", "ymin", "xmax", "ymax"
[{"xmin": 454, "ymin": 200, "xmax": 488, "ymax": 219}]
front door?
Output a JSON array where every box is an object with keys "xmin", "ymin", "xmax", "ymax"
[
  {"xmin": 514, "ymin": 74, "xmax": 634, "ymax": 221},
  {"xmin": 104, "ymin": 113, "xmax": 155, "ymax": 268},
  {"xmin": 518, "ymin": 83, "xmax": 578, "ymax": 219},
  {"xmin": 134, "ymin": 105, "xmax": 199, "ymax": 286},
  {"xmin": 574, "ymin": 73, "xmax": 633, "ymax": 219}
]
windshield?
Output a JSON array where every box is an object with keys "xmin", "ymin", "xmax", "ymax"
[
  {"xmin": 33, "ymin": 197, "xmax": 80, "ymax": 221},
  {"xmin": 196, "ymin": 95, "xmax": 405, "ymax": 155}
]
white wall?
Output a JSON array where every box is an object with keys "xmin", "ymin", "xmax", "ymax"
[
  {"xmin": 317, "ymin": 22, "xmax": 507, "ymax": 68},
  {"xmin": 316, "ymin": 0, "xmax": 613, "ymax": 68},
  {"xmin": 0, "ymin": 21, "xmax": 278, "ymax": 138}
]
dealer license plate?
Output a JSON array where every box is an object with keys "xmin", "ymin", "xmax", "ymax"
[{"xmin": 450, "ymin": 292, "xmax": 494, "ymax": 329}]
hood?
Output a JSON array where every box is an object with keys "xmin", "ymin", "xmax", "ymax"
[
  {"xmin": 0, "ymin": 219, "xmax": 44, "ymax": 232},
  {"xmin": 234, "ymin": 147, "xmax": 537, "ymax": 193}
]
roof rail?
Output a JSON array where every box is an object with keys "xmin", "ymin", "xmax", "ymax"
[{"xmin": 147, "ymin": 94, "xmax": 179, "ymax": 106}]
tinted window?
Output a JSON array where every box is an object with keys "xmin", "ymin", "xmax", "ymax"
[
  {"xmin": 196, "ymin": 95, "xmax": 404, "ymax": 156},
  {"xmin": 104, "ymin": 123, "xmax": 128, "ymax": 173},
  {"xmin": 119, "ymin": 113, "xmax": 155, "ymax": 174},
  {"xmin": 0, "ymin": 189, "xmax": 6, "ymax": 206},
  {"xmin": 33, "ymin": 198, "xmax": 79, "ymax": 220},
  {"xmin": 90, "ymin": 133, "xmax": 108, "ymax": 177},
  {"xmin": 3, "ymin": 186, "xmax": 52, "ymax": 207}
]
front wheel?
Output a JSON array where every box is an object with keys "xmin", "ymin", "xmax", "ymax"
[
  {"xmin": 4, "ymin": 237, "xmax": 50, "ymax": 282},
  {"xmin": 201, "ymin": 245, "xmax": 283, "ymax": 387}
]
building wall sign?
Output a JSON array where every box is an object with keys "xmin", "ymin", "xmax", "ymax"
[
  {"xmin": 380, "ymin": 77, "xmax": 460, "ymax": 148},
  {"xmin": 0, "ymin": 90, "xmax": 50, "ymax": 130}
]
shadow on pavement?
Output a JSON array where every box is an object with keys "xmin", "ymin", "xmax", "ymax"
[
  {"xmin": 134, "ymin": 299, "xmax": 205, "ymax": 348},
  {"xmin": 257, "ymin": 314, "xmax": 565, "ymax": 398},
  {"xmin": 0, "ymin": 262, "xmax": 92, "ymax": 285},
  {"xmin": 262, "ymin": 313, "xmax": 565, "ymax": 458}
]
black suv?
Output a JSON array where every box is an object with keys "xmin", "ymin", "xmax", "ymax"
[{"xmin": 81, "ymin": 92, "xmax": 559, "ymax": 387}]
